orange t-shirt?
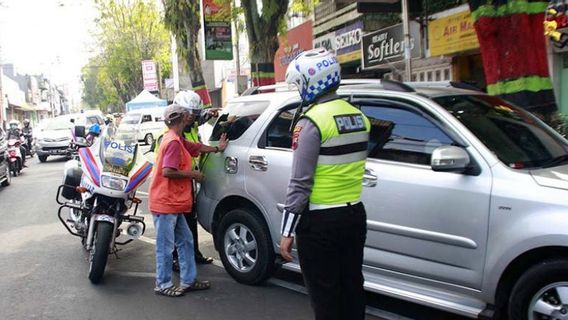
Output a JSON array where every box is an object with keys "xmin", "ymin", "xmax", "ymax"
[{"xmin": 148, "ymin": 131, "xmax": 199, "ymax": 214}]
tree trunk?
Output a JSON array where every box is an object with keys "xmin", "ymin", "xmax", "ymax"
[
  {"xmin": 241, "ymin": 0, "xmax": 289, "ymax": 87},
  {"xmin": 185, "ymin": 22, "xmax": 212, "ymax": 107}
]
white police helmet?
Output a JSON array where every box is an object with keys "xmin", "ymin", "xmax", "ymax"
[
  {"xmin": 285, "ymin": 48, "xmax": 341, "ymax": 104},
  {"xmin": 174, "ymin": 90, "xmax": 203, "ymax": 115}
]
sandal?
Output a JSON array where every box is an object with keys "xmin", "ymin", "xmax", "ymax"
[
  {"xmin": 196, "ymin": 256, "xmax": 214, "ymax": 264},
  {"xmin": 183, "ymin": 280, "xmax": 211, "ymax": 293},
  {"xmin": 154, "ymin": 286, "xmax": 185, "ymax": 297}
]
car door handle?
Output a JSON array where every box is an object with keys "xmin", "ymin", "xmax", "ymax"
[
  {"xmin": 249, "ymin": 155, "xmax": 268, "ymax": 171},
  {"xmin": 363, "ymin": 168, "xmax": 378, "ymax": 187}
]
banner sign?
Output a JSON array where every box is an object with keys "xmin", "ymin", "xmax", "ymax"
[
  {"xmin": 361, "ymin": 22, "xmax": 421, "ymax": 69},
  {"xmin": 314, "ymin": 33, "xmax": 336, "ymax": 52},
  {"xmin": 335, "ymin": 21, "xmax": 363, "ymax": 63},
  {"xmin": 203, "ymin": 0, "xmax": 233, "ymax": 60},
  {"xmin": 141, "ymin": 60, "xmax": 159, "ymax": 92},
  {"xmin": 428, "ymin": 10, "xmax": 479, "ymax": 57},
  {"xmin": 274, "ymin": 21, "xmax": 313, "ymax": 81}
]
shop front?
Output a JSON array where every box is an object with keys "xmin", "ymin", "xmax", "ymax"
[
  {"xmin": 313, "ymin": 20, "xmax": 364, "ymax": 77},
  {"xmin": 427, "ymin": 5, "xmax": 484, "ymax": 88}
]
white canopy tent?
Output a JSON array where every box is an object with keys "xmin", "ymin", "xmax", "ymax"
[{"xmin": 125, "ymin": 90, "xmax": 168, "ymax": 111}]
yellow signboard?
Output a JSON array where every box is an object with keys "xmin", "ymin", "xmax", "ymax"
[{"xmin": 428, "ymin": 10, "xmax": 480, "ymax": 57}]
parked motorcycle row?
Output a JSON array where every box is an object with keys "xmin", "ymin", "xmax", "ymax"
[{"xmin": 0, "ymin": 127, "xmax": 34, "ymax": 188}]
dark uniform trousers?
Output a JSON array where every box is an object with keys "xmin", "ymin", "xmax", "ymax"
[{"xmin": 296, "ymin": 202, "xmax": 367, "ymax": 320}]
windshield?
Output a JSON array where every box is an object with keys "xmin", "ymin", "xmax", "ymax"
[
  {"xmin": 100, "ymin": 129, "xmax": 138, "ymax": 176},
  {"xmin": 121, "ymin": 113, "xmax": 141, "ymax": 125},
  {"xmin": 434, "ymin": 94, "xmax": 568, "ymax": 169},
  {"xmin": 42, "ymin": 117, "xmax": 75, "ymax": 130}
]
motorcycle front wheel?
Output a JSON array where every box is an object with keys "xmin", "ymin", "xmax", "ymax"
[{"xmin": 88, "ymin": 221, "xmax": 113, "ymax": 284}]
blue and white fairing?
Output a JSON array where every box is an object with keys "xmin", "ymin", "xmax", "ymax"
[{"xmin": 79, "ymin": 129, "xmax": 152, "ymax": 202}]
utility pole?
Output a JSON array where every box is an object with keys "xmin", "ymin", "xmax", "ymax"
[{"xmin": 401, "ymin": 0, "xmax": 412, "ymax": 81}]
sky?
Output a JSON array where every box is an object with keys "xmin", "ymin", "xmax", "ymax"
[{"xmin": 0, "ymin": 0, "xmax": 97, "ymax": 107}]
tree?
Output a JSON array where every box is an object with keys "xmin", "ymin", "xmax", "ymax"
[
  {"xmin": 162, "ymin": 0, "xmax": 212, "ymax": 107},
  {"xmin": 240, "ymin": 0, "xmax": 290, "ymax": 86},
  {"xmin": 82, "ymin": 0, "xmax": 171, "ymax": 111}
]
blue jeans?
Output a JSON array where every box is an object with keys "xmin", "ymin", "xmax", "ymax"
[{"xmin": 152, "ymin": 213, "xmax": 196, "ymax": 289}]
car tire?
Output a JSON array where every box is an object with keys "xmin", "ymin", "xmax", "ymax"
[
  {"xmin": 144, "ymin": 134, "xmax": 154, "ymax": 146},
  {"xmin": 1, "ymin": 166, "xmax": 10, "ymax": 186},
  {"xmin": 38, "ymin": 155, "xmax": 48, "ymax": 163},
  {"xmin": 509, "ymin": 259, "xmax": 568, "ymax": 319},
  {"xmin": 216, "ymin": 208, "xmax": 275, "ymax": 285}
]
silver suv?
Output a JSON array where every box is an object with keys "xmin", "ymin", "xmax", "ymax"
[{"xmin": 197, "ymin": 81, "xmax": 568, "ymax": 319}]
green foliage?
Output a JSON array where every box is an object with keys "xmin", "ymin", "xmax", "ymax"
[
  {"xmin": 162, "ymin": 0, "xmax": 200, "ymax": 69},
  {"xmin": 81, "ymin": 0, "xmax": 171, "ymax": 111}
]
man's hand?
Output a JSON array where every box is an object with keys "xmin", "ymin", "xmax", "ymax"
[
  {"xmin": 280, "ymin": 236, "xmax": 294, "ymax": 262},
  {"xmin": 207, "ymin": 108, "xmax": 221, "ymax": 118},
  {"xmin": 218, "ymin": 133, "xmax": 228, "ymax": 151}
]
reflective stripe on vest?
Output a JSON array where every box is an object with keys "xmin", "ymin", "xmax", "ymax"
[{"xmin": 302, "ymin": 99, "xmax": 370, "ymax": 205}]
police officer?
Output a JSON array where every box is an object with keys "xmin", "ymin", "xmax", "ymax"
[{"xmin": 279, "ymin": 49, "xmax": 370, "ymax": 320}]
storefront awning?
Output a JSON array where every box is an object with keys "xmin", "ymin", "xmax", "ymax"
[{"xmin": 12, "ymin": 103, "xmax": 35, "ymax": 112}]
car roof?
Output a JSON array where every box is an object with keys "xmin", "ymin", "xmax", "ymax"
[{"xmin": 226, "ymin": 80, "xmax": 485, "ymax": 114}]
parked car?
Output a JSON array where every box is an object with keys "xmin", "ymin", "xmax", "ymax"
[
  {"xmin": 0, "ymin": 128, "xmax": 11, "ymax": 187},
  {"xmin": 118, "ymin": 107, "xmax": 166, "ymax": 145},
  {"xmin": 35, "ymin": 113, "xmax": 104, "ymax": 162},
  {"xmin": 196, "ymin": 80, "xmax": 568, "ymax": 319}
]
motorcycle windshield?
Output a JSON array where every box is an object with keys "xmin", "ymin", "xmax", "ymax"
[{"xmin": 100, "ymin": 131, "xmax": 138, "ymax": 177}]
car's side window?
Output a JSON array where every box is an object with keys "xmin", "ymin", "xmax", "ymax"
[
  {"xmin": 266, "ymin": 109, "xmax": 295, "ymax": 149},
  {"xmin": 141, "ymin": 115, "xmax": 152, "ymax": 123},
  {"xmin": 360, "ymin": 104, "xmax": 455, "ymax": 165}
]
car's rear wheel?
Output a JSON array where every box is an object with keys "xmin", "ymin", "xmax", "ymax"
[
  {"xmin": 509, "ymin": 259, "xmax": 568, "ymax": 320},
  {"xmin": 38, "ymin": 155, "xmax": 48, "ymax": 163},
  {"xmin": 216, "ymin": 208, "xmax": 275, "ymax": 285},
  {"xmin": 1, "ymin": 166, "xmax": 11, "ymax": 186},
  {"xmin": 144, "ymin": 134, "xmax": 154, "ymax": 146}
]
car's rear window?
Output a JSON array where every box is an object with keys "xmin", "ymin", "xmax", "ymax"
[{"xmin": 210, "ymin": 100, "xmax": 270, "ymax": 141}]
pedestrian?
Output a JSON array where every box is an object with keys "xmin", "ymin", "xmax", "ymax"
[
  {"xmin": 148, "ymin": 104, "xmax": 227, "ymax": 297},
  {"xmin": 151, "ymin": 90, "xmax": 220, "ymax": 269},
  {"xmin": 279, "ymin": 49, "xmax": 370, "ymax": 320}
]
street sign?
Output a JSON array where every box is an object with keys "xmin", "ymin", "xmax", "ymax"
[{"xmin": 141, "ymin": 60, "xmax": 159, "ymax": 92}]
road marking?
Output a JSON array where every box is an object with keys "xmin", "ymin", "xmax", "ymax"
[
  {"xmin": 139, "ymin": 235, "xmax": 156, "ymax": 245},
  {"xmin": 111, "ymin": 271, "xmax": 156, "ymax": 278},
  {"xmin": 137, "ymin": 234, "xmax": 414, "ymax": 320}
]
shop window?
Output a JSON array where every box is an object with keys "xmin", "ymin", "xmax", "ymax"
[
  {"xmin": 419, "ymin": 72, "xmax": 425, "ymax": 81},
  {"xmin": 427, "ymin": 71, "xmax": 433, "ymax": 82},
  {"xmin": 411, "ymin": 74, "xmax": 417, "ymax": 81},
  {"xmin": 444, "ymin": 68, "xmax": 451, "ymax": 81},
  {"xmin": 435, "ymin": 70, "xmax": 441, "ymax": 81}
]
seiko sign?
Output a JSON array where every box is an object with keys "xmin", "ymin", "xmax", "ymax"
[
  {"xmin": 336, "ymin": 28, "xmax": 362, "ymax": 50},
  {"xmin": 335, "ymin": 21, "xmax": 364, "ymax": 63},
  {"xmin": 362, "ymin": 22, "xmax": 421, "ymax": 69}
]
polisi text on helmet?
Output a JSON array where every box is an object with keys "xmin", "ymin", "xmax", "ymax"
[{"xmin": 316, "ymin": 56, "xmax": 338, "ymax": 70}]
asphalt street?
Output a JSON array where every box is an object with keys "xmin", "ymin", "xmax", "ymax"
[{"xmin": 0, "ymin": 154, "xmax": 469, "ymax": 320}]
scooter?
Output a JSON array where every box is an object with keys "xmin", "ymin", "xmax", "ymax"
[
  {"xmin": 7, "ymin": 138, "xmax": 24, "ymax": 176},
  {"xmin": 56, "ymin": 126, "xmax": 152, "ymax": 284}
]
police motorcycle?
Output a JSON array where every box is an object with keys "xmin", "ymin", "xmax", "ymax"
[{"xmin": 56, "ymin": 126, "xmax": 152, "ymax": 284}]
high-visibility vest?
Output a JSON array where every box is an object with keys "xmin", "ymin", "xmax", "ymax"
[{"xmin": 302, "ymin": 99, "xmax": 370, "ymax": 205}]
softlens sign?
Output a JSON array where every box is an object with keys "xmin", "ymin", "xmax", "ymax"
[
  {"xmin": 362, "ymin": 22, "xmax": 421, "ymax": 69},
  {"xmin": 335, "ymin": 21, "xmax": 363, "ymax": 63}
]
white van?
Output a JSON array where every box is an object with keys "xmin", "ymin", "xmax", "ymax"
[{"xmin": 119, "ymin": 107, "xmax": 166, "ymax": 145}]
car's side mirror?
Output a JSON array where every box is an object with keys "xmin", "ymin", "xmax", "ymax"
[
  {"xmin": 74, "ymin": 125, "xmax": 86, "ymax": 138},
  {"xmin": 431, "ymin": 145, "xmax": 470, "ymax": 173}
]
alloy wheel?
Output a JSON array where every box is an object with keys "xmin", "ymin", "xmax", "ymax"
[
  {"xmin": 223, "ymin": 223, "xmax": 258, "ymax": 273},
  {"xmin": 528, "ymin": 282, "xmax": 568, "ymax": 319}
]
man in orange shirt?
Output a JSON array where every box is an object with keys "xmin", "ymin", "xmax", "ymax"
[{"xmin": 148, "ymin": 104, "xmax": 228, "ymax": 297}]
